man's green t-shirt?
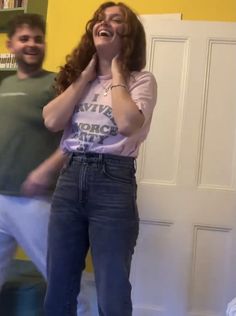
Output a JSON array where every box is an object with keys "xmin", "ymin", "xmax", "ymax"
[{"xmin": 0, "ymin": 70, "xmax": 61, "ymax": 195}]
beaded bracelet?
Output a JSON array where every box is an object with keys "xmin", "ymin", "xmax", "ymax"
[{"xmin": 110, "ymin": 84, "xmax": 127, "ymax": 90}]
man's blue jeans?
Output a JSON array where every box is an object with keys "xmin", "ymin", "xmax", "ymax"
[{"xmin": 44, "ymin": 153, "xmax": 139, "ymax": 316}]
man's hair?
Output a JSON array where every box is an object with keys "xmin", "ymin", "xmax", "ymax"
[{"xmin": 7, "ymin": 13, "xmax": 46, "ymax": 38}]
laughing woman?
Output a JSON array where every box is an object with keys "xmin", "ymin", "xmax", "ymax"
[{"xmin": 43, "ymin": 2, "xmax": 157, "ymax": 315}]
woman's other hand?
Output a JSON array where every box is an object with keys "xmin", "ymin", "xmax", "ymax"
[{"xmin": 81, "ymin": 54, "xmax": 97, "ymax": 83}]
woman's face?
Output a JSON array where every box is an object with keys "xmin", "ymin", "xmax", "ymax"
[{"xmin": 93, "ymin": 6, "xmax": 125, "ymax": 57}]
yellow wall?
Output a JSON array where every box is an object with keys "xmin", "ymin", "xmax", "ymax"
[
  {"xmin": 0, "ymin": 34, "xmax": 7, "ymax": 53},
  {"xmin": 1, "ymin": 1, "xmax": 236, "ymax": 71},
  {"xmin": 44, "ymin": 0, "xmax": 236, "ymax": 71},
  {"xmin": 1, "ymin": 0, "xmax": 236, "ymax": 73}
]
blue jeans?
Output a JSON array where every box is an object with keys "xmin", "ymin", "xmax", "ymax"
[{"xmin": 44, "ymin": 153, "xmax": 139, "ymax": 316}]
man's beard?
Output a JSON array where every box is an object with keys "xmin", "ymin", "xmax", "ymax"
[{"xmin": 16, "ymin": 54, "xmax": 44, "ymax": 73}]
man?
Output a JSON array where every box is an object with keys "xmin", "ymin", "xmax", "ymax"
[{"xmin": 0, "ymin": 13, "xmax": 93, "ymax": 315}]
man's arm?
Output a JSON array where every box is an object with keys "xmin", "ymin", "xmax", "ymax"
[{"xmin": 21, "ymin": 148, "xmax": 66, "ymax": 197}]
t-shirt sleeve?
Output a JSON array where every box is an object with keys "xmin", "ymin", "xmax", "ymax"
[
  {"xmin": 47, "ymin": 73, "xmax": 57, "ymax": 100},
  {"xmin": 129, "ymin": 71, "xmax": 157, "ymax": 123},
  {"xmin": 40, "ymin": 72, "xmax": 57, "ymax": 107}
]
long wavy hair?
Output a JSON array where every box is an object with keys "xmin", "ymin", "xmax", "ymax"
[{"xmin": 55, "ymin": 2, "xmax": 146, "ymax": 94}]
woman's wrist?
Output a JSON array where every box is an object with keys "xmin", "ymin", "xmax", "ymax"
[
  {"xmin": 111, "ymin": 83, "xmax": 127, "ymax": 90},
  {"xmin": 74, "ymin": 74, "xmax": 90, "ymax": 89},
  {"xmin": 112, "ymin": 72, "xmax": 125, "ymax": 83}
]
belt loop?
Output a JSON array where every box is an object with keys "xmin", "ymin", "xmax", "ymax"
[
  {"xmin": 98, "ymin": 153, "xmax": 103, "ymax": 164},
  {"xmin": 68, "ymin": 152, "xmax": 74, "ymax": 166}
]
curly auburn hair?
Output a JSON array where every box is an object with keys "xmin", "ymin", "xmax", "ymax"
[{"xmin": 55, "ymin": 2, "xmax": 146, "ymax": 94}]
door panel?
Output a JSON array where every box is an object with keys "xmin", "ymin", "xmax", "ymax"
[{"xmin": 131, "ymin": 18, "xmax": 236, "ymax": 316}]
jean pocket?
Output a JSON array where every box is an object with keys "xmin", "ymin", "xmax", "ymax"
[{"xmin": 102, "ymin": 161, "xmax": 135, "ymax": 184}]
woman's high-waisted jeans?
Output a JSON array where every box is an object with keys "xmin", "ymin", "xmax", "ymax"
[{"xmin": 44, "ymin": 152, "xmax": 139, "ymax": 316}]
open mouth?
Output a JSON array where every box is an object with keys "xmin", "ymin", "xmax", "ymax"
[
  {"xmin": 23, "ymin": 49, "xmax": 40, "ymax": 55},
  {"xmin": 98, "ymin": 29, "xmax": 113, "ymax": 37},
  {"xmin": 25, "ymin": 53, "xmax": 38, "ymax": 56}
]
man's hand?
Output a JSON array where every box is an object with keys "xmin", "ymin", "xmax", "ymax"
[{"xmin": 21, "ymin": 167, "xmax": 55, "ymax": 197}]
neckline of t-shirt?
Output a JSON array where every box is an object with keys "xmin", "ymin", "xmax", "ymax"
[
  {"xmin": 97, "ymin": 74, "xmax": 112, "ymax": 81},
  {"xmin": 15, "ymin": 69, "xmax": 49, "ymax": 81}
]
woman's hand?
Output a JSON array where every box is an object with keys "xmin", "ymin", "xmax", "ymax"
[
  {"xmin": 111, "ymin": 54, "xmax": 124, "ymax": 80},
  {"xmin": 110, "ymin": 55, "xmax": 145, "ymax": 136},
  {"xmin": 43, "ymin": 55, "xmax": 97, "ymax": 132},
  {"xmin": 111, "ymin": 55, "xmax": 127, "ymax": 87},
  {"xmin": 81, "ymin": 54, "xmax": 97, "ymax": 83}
]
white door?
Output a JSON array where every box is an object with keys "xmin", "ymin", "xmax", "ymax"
[{"xmin": 130, "ymin": 18, "xmax": 236, "ymax": 316}]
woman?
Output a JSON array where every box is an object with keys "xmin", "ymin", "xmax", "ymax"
[{"xmin": 43, "ymin": 2, "xmax": 157, "ymax": 315}]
